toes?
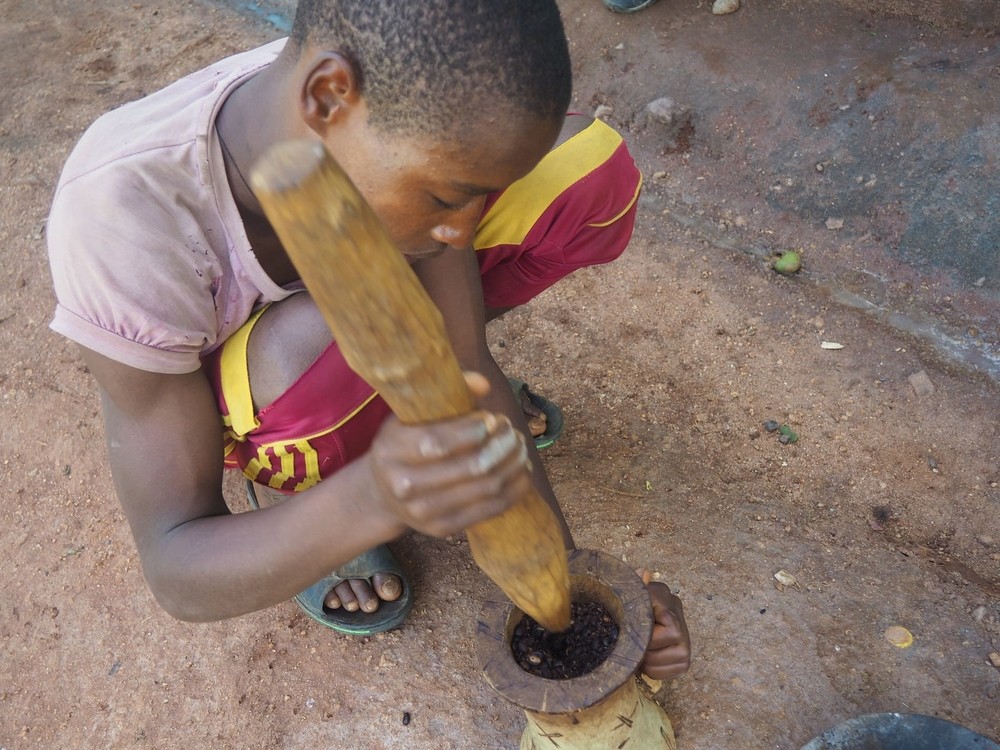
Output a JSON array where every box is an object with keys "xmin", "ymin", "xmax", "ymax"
[
  {"xmin": 373, "ymin": 573, "xmax": 402, "ymax": 602},
  {"xmin": 323, "ymin": 574, "xmax": 403, "ymax": 613},
  {"xmin": 329, "ymin": 580, "xmax": 359, "ymax": 612},
  {"xmin": 349, "ymin": 579, "xmax": 380, "ymax": 613}
]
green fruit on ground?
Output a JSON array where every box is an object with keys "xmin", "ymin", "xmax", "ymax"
[{"xmin": 772, "ymin": 251, "xmax": 802, "ymax": 275}]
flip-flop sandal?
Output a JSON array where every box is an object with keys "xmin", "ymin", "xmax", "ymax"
[
  {"xmin": 246, "ymin": 481, "xmax": 414, "ymax": 635},
  {"xmin": 507, "ymin": 378, "xmax": 564, "ymax": 451}
]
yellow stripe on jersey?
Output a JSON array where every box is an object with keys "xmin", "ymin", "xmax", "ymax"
[
  {"xmin": 473, "ymin": 119, "xmax": 625, "ymax": 251},
  {"xmin": 219, "ymin": 306, "xmax": 268, "ymax": 437},
  {"xmin": 293, "ymin": 440, "xmax": 321, "ymax": 493},
  {"xmin": 587, "ymin": 179, "xmax": 643, "ymax": 228},
  {"xmin": 237, "ymin": 392, "xmax": 382, "ymax": 491}
]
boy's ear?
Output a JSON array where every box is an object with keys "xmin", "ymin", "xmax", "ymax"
[{"xmin": 299, "ymin": 52, "xmax": 363, "ymax": 136}]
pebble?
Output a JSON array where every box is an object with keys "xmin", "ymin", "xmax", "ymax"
[
  {"xmin": 972, "ymin": 606, "xmax": 987, "ymax": 622},
  {"xmin": 646, "ymin": 97, "xmax": 688, "ymax": 127},
  {"xmin": 977, "ymin": 535, "xmax": 995, "ymax": 547},
  {"xmin": 825, "ymin": 217, "xmax": 845, "ymax": 230},
  {"xmin": 907, "ymin": 370, "xmax": 935, "ymax": 398},
  {"xmin": 763, "ymin": 419, "xmax": 780, "ymax": 432},
  {"xmin": 593, "ymin": 104, "xmax": 614, "ymax": 120},
  {"xmin": 712, "ymin": 0, "xmax": 740, "ymax": 14},
  {"xmin": 990, "ymin": 652, "xmax": 1000, "ymax": 669}
]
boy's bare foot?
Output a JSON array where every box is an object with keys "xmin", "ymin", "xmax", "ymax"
[
  {"xmin": 324, "ymin": 573, "xmax": 402, "ymax": 614},
  {"xmin": 250, "ymin": 482, "xmax": 405, "ymax": 616}
]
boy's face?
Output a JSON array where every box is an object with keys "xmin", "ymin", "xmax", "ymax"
[{"xmin": 324, "ymin": 113, "xmax": 562, "ymax": 260}]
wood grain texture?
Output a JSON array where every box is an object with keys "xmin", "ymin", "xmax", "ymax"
[{"xmin": 250, "ymin": 139, "xmax": 571, "ymax": 632}]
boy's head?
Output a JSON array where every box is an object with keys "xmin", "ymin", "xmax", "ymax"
[
  {"xmin": 279, "ymin": 0, "xmax": 573, "ymax": 257},
  {"xmin": 289, "ymin": 0, "xmax": 572, "ymax": 137}
]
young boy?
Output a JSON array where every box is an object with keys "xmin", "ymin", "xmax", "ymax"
[{"xmin": 47, "ymin": 0, "xmax": 690, "ymax": 680}]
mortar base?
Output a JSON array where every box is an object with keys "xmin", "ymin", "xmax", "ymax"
[{"xmin": 519, "ymin": 675, "xmax": 676, "ymax": 750}]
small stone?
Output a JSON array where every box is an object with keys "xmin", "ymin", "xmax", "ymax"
[
  {"xmin": 712, "ymin": 0, "xmax": 740, "ymax": 14},
  {"xmin": 815, "ymin": 163, "xmax": 825, "ymax": 172},
  {"xmin": 907, "ymin": 370, "xmax": 935, "ymax": 398},
  {"xmin": 974, "ymin": 276, "xmax": 986, "ymax": 287},
  {"xmin": 593, "ymin": 104, "xmax": 614, "ymax": 120},
  {"xmin": 811, "ymin": 316, "xmax": 825, "ymax": 329},
  {"xmin": 642, "ymin": 97, "xmax": 694, "ymax": 150},
  {"xmin": 825, "ymin": 217, "xmax": 845, "ymax": 230},
  {"xmin": 977, "ymin": 535, "xmax": 995, "ymax": 547},
  {"xmin": 763, "ymin": 419, "xmax": 780, "ymax": 432},
  {"xmin": 972, "ymin": 606, "xmax": 987, "ymax": 622},
  {"xmin": 646, "ymin": 97, "xmax": 683, "ymax": 125},
  {"xmin": 989, "ymin": 652, "xmax": 1000, "ymax": 669}
]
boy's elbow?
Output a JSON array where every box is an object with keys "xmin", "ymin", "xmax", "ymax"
[{"xmin": 143, "ymin": 566, "xmax": 226, "ymax": 623}]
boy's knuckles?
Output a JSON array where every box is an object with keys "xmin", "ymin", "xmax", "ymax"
[
  {"xmin": 417, "ymin": 434, "xmax": 445, "ymax": 459},
  {"xmin": 388, "ymin": 473, "xmax": 413, "ymax": 499}
]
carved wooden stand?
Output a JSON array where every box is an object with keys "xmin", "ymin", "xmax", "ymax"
[{"xmin": 477, "ymin": 549, "xmax": 677, "ymax": 749}]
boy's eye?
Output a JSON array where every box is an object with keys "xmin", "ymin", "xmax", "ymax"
[{"xmin": 430, "ymin": 194, "xmax": 463, "ymax": 211}]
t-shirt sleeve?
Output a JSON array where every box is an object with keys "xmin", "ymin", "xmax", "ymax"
[{"xmin": 48, "ymin": 159, "xmax": 224, "ymax": 374}]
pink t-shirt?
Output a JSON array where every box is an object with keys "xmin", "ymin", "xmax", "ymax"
[{"xmin": 48, "ymin": 39, "xmax": 291, "ymax": 374}]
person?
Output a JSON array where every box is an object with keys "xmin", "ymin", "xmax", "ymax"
[{"xmin": 47, "ymin": 0, "xmax": 690, "ymax": 681}]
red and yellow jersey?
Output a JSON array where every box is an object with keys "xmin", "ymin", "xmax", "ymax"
[{"xmin": 206, "ymin": 116, "xmax": 642, "ymax": 492}]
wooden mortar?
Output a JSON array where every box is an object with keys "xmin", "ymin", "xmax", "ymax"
[{"xmin": 477, "ymin": 549, "xmax": 677, "ymax": 749}]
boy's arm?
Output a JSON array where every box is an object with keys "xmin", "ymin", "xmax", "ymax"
[
  {"xmin": 413, "ymin": 246, "xmax": 574, "ymax": 550},
  {"xmin": 79, "ymin": 345, "xmax": 529, "ymax": 621}
]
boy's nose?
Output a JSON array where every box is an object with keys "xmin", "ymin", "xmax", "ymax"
[{"xmin": 430, "ymin": 199, "xmax": 486, "ymax": 250}]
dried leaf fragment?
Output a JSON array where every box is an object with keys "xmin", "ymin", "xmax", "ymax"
[{"xmin": 774, "ymin": 569, "xmax": 800, "ymax": 591}]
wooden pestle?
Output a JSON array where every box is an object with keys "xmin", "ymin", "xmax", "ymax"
[{"xmin": 249, "ymin": 139, "xmax": 571, "ymax": 633}]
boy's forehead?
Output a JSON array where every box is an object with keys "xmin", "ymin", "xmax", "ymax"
[{"xmin": 392, "ymin": 113, "xmax": 562, "ymax": 168}]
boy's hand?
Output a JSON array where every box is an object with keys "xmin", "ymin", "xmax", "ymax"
[
  {"xmin": 366, "ymin": 373, "xmax": 532, "ymax": 538},
  {"xmin": 639, "ymin": 578, "xmax": 692, "ymax": 681}
]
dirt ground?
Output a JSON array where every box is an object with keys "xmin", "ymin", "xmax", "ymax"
[{"xmin": 1, "ymin": 1, "xmax": 998, "ymax": 748}]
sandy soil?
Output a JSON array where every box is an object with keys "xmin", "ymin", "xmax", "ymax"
[{"xmin": 1, "ymin": 1, "xmax": 997, "ymax": 748}]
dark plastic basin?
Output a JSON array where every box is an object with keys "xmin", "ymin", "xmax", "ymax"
[{"xmin": 801, "ymin": 713, "xmax": 999, "ymax": 750}]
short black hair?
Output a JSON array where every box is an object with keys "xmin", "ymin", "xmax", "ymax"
[{"xmin": 290, "ymin": 0, "xmax": 571, "ymax": 134}]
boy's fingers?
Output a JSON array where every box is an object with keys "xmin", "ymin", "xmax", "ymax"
[
  {"xmin": 390, "ymin": 411, "xmax": 509, "ymax": 464},
  {"xmin": 463, "ymin": 371, "xmax": 491, "ymax": 399},
  {"xmin": 642, "ymin": 639, "xmax": 692, "ymax": 675},
  {"xmin": 642, "ymin": 659, "xmax": 691, "ymax": 681},
  {"xmin": 648, "ymin": 619, "xmax": 683, "ymax": 650}
]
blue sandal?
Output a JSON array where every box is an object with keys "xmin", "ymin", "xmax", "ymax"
[
  {"xmin": 246, "ymin": 481, "xmax": 414, "ymax": 635},
  {"xmin": 508, "ymin": 378, "xmax": 564, "ymax": 451}
]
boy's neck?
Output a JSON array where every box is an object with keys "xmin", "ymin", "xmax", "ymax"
[{"xmin": 217, "ymin": 58, "xmax": 303, "ymax": 286}]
